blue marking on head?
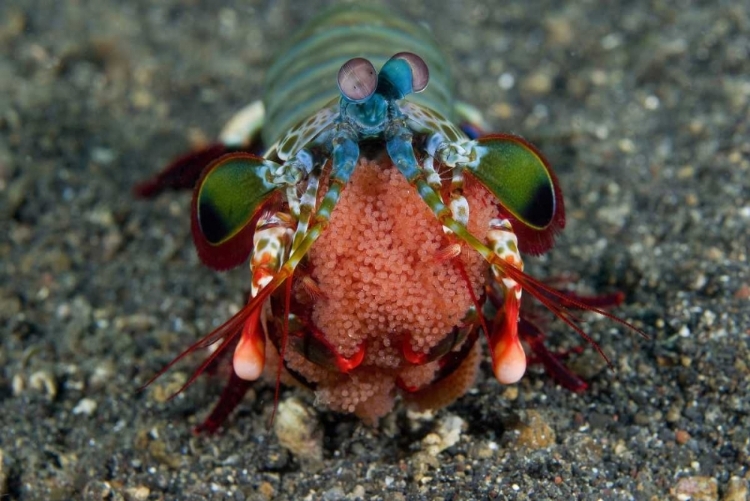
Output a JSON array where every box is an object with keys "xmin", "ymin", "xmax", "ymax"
[
  {"xmin": 337, "ymin": 53, "xmax": 429, "ymax": 136},
  {"xmin": 378, "ymin": 58, "xmax": 414, "ymax": 100}
]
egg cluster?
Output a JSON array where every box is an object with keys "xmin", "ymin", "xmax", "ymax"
[{"xmin": 284, "ymin": 156, "xmax": 498, "ymax": 421}]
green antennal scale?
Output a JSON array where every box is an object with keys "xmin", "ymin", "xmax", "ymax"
[{"xmin": 465, "ymin": 134, "xmax": 557, "ymax": 229}]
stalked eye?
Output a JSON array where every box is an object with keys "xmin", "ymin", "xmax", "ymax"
[
  {"xmin": 391, "ymin": 52, "xmax": 429, "ymax": 92},
  {"xmin": 337, "ymin": 57, "xmax": 378, "ymax": 102}
]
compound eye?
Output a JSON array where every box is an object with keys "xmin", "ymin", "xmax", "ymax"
[
  {"xmin": 391, "ymin": 52, "xmax": 429, "ymax": 92},
  {"xmin": 337, "ymin": 57, "xmax": 378, "ymax": 102}
]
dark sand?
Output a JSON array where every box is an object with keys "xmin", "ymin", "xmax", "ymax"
[{"xmin": 1, "ymin": 1, "xmax": 748, "ymax": 500}]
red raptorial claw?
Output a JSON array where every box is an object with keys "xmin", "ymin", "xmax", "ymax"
[
  {"xmin": 232, "ymin": 307, "xmax": 265, "ymax": 381},
  {"xmin": 519, "ymin": 317, "xmax": 588, "ymax": 392},
  {"xmin": 194, "ymin": 370, "xmax": 252, "ymax": 434},
  {"xmin": 488, "ymin": 294, "xmax": 527, "ymax": 384},
  {"xmin": 402, "ymin": 336, "xmax": 428, "ymax": 365},
  {"xmin": 335, "ymin": 343, "xmax": 366, "ymax": 373},
  {"xmin": 395, "ymin": 378, "xmax": 420, "ymax": 393}
]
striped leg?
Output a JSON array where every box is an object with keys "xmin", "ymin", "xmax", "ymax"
[
  {"xmin": 233, "ymin": 213, "xmax": 294, "ymax": 381},
  {"xmin": 215, "ymin": 125, "xmax": 362, "ymax": 364},
  {"xmin": 485, "ymin": 219, "xmax": 527, "ymax": 384}
]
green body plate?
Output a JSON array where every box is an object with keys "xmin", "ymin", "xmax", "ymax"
[
  {"xmin": 262, "ymin": 4, "xmax": 455, "ymax": 147},
  {"xmin": 197, "ymin": 155, "xmax": 278, "ymax": 244}
]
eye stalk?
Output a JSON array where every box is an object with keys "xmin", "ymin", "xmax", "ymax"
[
  {"xmin": 337, "ymin": 53, "xmax": 430, "ymax": 104},
  {"xmin": 337, "ymin": 57, "xmax": 378, "ymax": 103},
  {"xmin": 378, "ymin": 52, "xmax": 430, "ymax": 99},
  {"xmin": 390, "ymin": 52, "xmax": 429, "ymax": 92}
]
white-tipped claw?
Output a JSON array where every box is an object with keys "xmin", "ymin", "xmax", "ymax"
[
  {"xmin": 233, "ymin": 313, "xmax": 265, "ymax": 381},
  {"xmin": 492, "ymin": 334, "xmax": 527, "ymax": 384}
]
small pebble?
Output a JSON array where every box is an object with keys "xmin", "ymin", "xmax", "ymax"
[
  {"xmin": 671, "ymin": 476, "xmax": 718, "ymax": 501},
  {"xmin": 273, "ymin": 398, "xmax": 323, "ymax": 462},
  {"xmin": 72, "ymin": 398, "xmax": 98, "ymax": 416},
  {"xmin": 675, "ymin": 429, "xmax": 690, "ymax": 445},
  {"xmin": 124, "ymin": 485, "xmax": 150, "ymax": 501},
  {"xmin": 521, "ymin": 71, "xmax": 552, "ymax": 96},
  {"xmin": 421, "ymin": 415, "xmax": 465, "ymax": 456},
  {"xmin": 29, "ymin": 370, "xmax": 58, "ymax": 399},
  {"xmin": 514, "ymin": 410, "xmax": 556, "ymax": 449},
  {"xmin": 722, "ymin": 477, "xmax": 748, "ymax": 501},
  {"xmin": 257, "ymin": 481, "xmax": 275, "ymax": 500}
]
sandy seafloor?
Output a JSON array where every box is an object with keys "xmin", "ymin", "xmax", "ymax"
[{"xmin": 1, "ymin": 0, "xmax": 748, "ymax": 500}]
